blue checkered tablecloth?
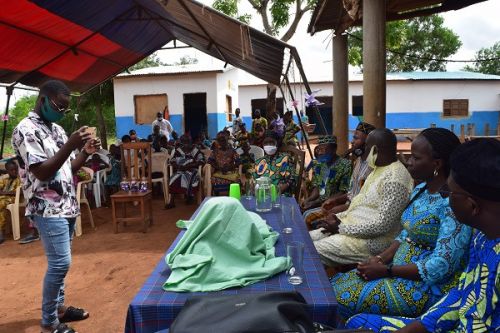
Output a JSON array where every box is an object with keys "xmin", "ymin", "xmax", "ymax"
[{"xmin": 125, "ymin": 197, "xmax": 337, "ymax": 333}]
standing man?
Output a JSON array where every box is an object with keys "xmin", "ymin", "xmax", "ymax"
[
  {"xmin": 12, "ymin": 80, "xmax": 100, "ymax": 333},
  {"xmin": 152, "ymin": 111, "xmax": 174, "ymax": 141},
  {"xmin": 232, "ymin": 108, "xmax": 243, "ymax": 137},
  {"xmin": 251, "ymin": 109, "xmax": 268, "ymax": 135}
]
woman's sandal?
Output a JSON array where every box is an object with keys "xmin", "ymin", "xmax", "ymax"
[
  {"xmin": 41, "ymin": 323, "xmax": 77, "ymax": 333},
  {"xmin": 59, "ymin": 306, "xmax": 90, "ymax": 323}
]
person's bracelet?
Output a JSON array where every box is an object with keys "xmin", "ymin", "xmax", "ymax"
[{"xmin": 386, "ymin": 263, "xmax": 394, "ymax": 277}]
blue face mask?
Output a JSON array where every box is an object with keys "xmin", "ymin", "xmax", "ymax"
[
  {"xmin": 41, "ymin": 98, "xmax": 65, "ymax": 122},
  {"xmin": 317, "ymin": 154, "xmax": 333, "ymax": 164}
]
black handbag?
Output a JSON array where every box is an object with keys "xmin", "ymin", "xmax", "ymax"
[{"xmin": 169, "ymin": 291, "xmax": 315, "ymax": 333}]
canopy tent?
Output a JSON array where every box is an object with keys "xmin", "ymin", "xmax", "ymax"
[
  {"xmin": 0, "ymin": 0, "xmax": 327, "ymax": 157},
  {"xmin": 306, "ymin": 0, "xmax": 486, "ymax": 153},
  {"xmin": 0, "ymin": 0, "xmax": 289, "ymax": 91},
  {"xmin": 308, "ymin": 0, "xmax": 487, "ymax": 34}
]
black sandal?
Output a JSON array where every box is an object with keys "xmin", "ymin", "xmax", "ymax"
[
  {"xmin": 41, "ymin": 323, "xmax": 77, "ymax": 333},
  {"xmin": 59, "ymin": 306, "xmax": 89, "ymax": 323}
]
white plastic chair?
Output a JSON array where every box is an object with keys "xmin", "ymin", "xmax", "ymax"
[
  {"xmin": 151, "ymin": 152, "xmax": 170, "ymax": 205},
  {"xmin": 75, "ymin": 167, "xmax": 95, "ymax": 237},
  {"xmin": 6, "ymin": 186, "xmax": 25, "ymax": 240},
  {"xmin": 92, "ymin": 168, "xmax": 109, "ymax": 208},
  {"xmin": 86, "ymin": 152, "xmax": 110, "ymax": 208},
  {"xmin": 249, "ymin": 145, "xmax": 264, "ymax": 159}
]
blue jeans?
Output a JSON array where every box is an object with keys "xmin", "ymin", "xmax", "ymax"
[{"xmin": 33, "ymin": 216, "xmax": 75, "ymax": 327}]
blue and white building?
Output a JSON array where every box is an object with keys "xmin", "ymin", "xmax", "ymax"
[{"xmin": 113, "ymin": 64, "xmax": 500, "ymax": 138}]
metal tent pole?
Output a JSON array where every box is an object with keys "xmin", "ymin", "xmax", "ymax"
[
  {"xmin": 289, "ymin": 47, "xmax": 328, "ymax": 135},
  {"xmin": 0, "ymin": 85, "xmax": 14, "ymax": 159},
  {"xmin": 283, "ymin": 76, "xmax": 313, "ymax": 158}
]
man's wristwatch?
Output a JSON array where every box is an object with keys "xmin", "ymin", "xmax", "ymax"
[{"xmin": 386, "ymin": 263, "xmax": 394, "ymax": 277}]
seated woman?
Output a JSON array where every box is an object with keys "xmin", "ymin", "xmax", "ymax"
[
  {"xmin": 251, "ymin": 123, "xmax": 266, "ymax": 148},
  {"xmin": 208, "ymin": 132, "xmax": 241, "ymax": 195},
  {"xmin": 283, "ymin": 111, "xmax": 300, "ymax": 147},
  {"xmin": 104, "ymin": 144, "xmax": 122, "ymax": 195},
  {"xmin": 252, "ymin": 135, "xmax": 296, "ymax": 196},
  {"xmin": 235, "ymin": 123, "xmax": 250, "ymax": 148},
  {"xmin": 332, "ymin": 128, "xmax": 472, "ymax": 321},
  {"xmin": 85, "ymin": 153, "xmax": 109, "ymax": 173},
  {"xmin": 301, "ymin": 135, "xmax": 351, "ymax": 214},
  {"xmin": 166, "ymin": 135, "xmax": 205, "ymax": 208},
  {"xmin": 239, "ymin": 142, "xmax": 255, "ymax": 180}
]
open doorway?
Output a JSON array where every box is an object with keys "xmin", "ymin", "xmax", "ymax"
[{"xmin": 184, "ymin": 93, "xmax": 207, "ymax": 139}]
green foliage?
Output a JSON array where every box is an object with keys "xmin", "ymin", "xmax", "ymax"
[
  {"xmin": 213, "ymin": 0, "xmax": 252, "ymax": 24},
  {"xmin": 175, "ymin": 55, "xmax": 199, "ymax": 65},
  {"xmin": 212, "ymin": 0, "xmax": 315, "ymax": 40},
  {"xmin": 463, "ymin": 41, "xmax": 500, "ymax": 75},
  {"xmin": 348, "ymin": 15, "xmax": 462, "ymax": 72},
  {"xmin": 5, "ymin": 94, "xmax": 37, "ymax": 138},
  {"xmin": 128, "ymin": 53, "xmax": 167, "ymax": 71},
  {"xmin": 270, "ymin": 0, "xmax": 295, "ymax": 34}
]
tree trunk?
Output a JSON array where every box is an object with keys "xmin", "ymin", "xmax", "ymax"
[
  {"xmin": 95, "ymin": 103, "xmax": 108, "ymax": 150},
  {"xmin": 265, "ymin": 83, "xmax": 277, "ymax": 123}
]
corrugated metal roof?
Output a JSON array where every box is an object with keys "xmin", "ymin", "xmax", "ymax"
[
  {"xmin": 389, "ymin": 71, "xmax": 500, "ymax": 80},
  {"xmin": 308, "ymin": 0, "xmax": 487, "ymax": 34},
  {"xmin": 117, "ymin": 62, "xmax": 229, "ymax": 78},
  {"xmin": 239, "ymin": 71, "xmax": 500, "ymax": 86}
]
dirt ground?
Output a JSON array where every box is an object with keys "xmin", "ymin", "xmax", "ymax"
[{"xmin": 0, "ymin": 198, "xmax": 197, "ymax": 333}]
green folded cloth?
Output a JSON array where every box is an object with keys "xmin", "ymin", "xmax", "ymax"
[{"xmin": 163, "ymin": 197, "xmax": 288, "ymax": 292}]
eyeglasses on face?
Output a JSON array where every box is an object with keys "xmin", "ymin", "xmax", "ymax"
[
  {"xmin": 49, "ymin": 98, "xmax": 71, "ymax": 114},
  {"xmin": 438, "ymin": 189, "xmax": 472, "ymax": 198}
]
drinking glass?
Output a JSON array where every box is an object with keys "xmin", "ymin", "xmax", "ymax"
[
  {"xmin": 280, "ymin": 202, "xmax": 294, "ymax": 234},
  {"xmin": 287, "ymin": 241, "xmax": 304, "ymax": 285}
]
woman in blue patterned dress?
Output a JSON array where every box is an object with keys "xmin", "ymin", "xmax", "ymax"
[
  {"xmin": 346, "ymin": 138, "xmax": 500, "ymax": 333},
  {"xmin": 331, "ymin": 128, "xmax": 472, "ymax": 320}
]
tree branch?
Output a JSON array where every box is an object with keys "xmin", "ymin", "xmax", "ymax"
[
  {"xmin": 257, "ymin": 0, "xmax": 274, "ymax": 35},
  {"xmin": 247, "ymin": 0, "xmax": 261, "ymax": 11},
  {"xmin": 280, "ymin": 1, "xmax": 308, "ymax": 42}
]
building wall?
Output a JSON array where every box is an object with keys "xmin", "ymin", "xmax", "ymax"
[
  {"xmin": 212, "ymin": 68, "xmax": 239, "ymax": 136},
  {"xmin": 239, "ymin": 80, "xmax": 500, "ymax": 136},
  {"xmin": 113, "ymin": 73, "xmax": 218, "ymax": 139}
]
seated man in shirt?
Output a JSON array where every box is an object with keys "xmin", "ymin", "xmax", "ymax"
[
  {"xmin": 301, "ymin": 135, "xmax": 351, "ymax": 214},
  {"xmin": 309, "ymin": 128, "xmax": 413, "ymax": 267},
  {"xmin": 305, "ymin": 122, "xmax": 375, "ymax": 227},
  {"xmin": 147, "ymin": 125, "xmax": 166, "ymax": 152},
  {"xmin": 346, "ymin": 138, "xmax": 500, "ymax": 333}
]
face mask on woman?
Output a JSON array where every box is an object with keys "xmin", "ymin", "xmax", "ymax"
[
  {"xmin": 263, "ymin": 145, "xmax": 277, "ymax": 155},
  {"xmin": 317, "ymin": 153, "xmax": 333, "ymax": 164},
  {"xmin": 366, "ymin": 145, "xmax": 378, "ymax": 168}
]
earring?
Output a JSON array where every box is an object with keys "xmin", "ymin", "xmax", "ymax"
[{"xmin": 433, "ymin": 169, "xmax": 439, "ymax": 177}]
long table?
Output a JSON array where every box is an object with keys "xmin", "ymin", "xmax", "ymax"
[{"xmin": 125, "ymin": 197, "xmax": 337, "ymax": 333}]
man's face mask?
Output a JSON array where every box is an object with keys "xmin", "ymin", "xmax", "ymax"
[
  {"xmin": 263, "ymin": 145, "xmax": 277, "ymax": 155},
  {"xmin": 317, "ymin": 154, "xmax": 333, "ymax": 164},
  {"xmin": 353, "ymin": 146, "xmax": 365, "ymax": 157},
  {"xmin": 41, "ymin": 97, "xmax": 66, "ymax": 122},
  {"xmin": 366, "ymin": 145, "xmax": 378, "ymax": 168}
]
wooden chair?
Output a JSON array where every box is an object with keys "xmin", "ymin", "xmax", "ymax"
[
  {"xmin": 6, "ymin": 186, "xmax": 25, "ymax": 240},
  {"xmin": 203, "ymin": 164, "xmax": 243, "ymax": 197},
  {"xmin": 279, "ymin": 145, "xmax": 306, "ymax": 201},
  {"xmin": 110, "ymin": 142, "xmax": 153, "ymax": 233},
  {"xmin": 75, "ymin": 166, "xmax": 95, "ymax": 237}
]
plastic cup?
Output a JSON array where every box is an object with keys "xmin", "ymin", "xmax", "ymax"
[
  {"xmin": 287, "ymin": 241, "xmax": 304, "ymax": 285},
  {"xmin": 229, "ymin": 183, "xmax": 241, "ymax": 200}
]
